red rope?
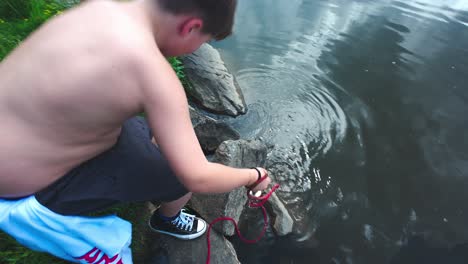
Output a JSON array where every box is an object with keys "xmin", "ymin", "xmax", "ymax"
[{"xmin": 206, "ymin": 184, "xmax": 280, "ymax": 264}]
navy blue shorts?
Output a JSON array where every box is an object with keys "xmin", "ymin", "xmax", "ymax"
[{"xmin": 35, "ymin": 117, "xmax": 188, "ymax": 215}]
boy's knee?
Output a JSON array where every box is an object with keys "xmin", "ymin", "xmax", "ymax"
[{"xmin": 161, "ymin": 189, "xmax": 190, "ymax": 203}]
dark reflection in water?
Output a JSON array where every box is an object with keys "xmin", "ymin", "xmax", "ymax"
[{"xmin": 214, "ymin": 0, "xmax": 468, "ymax": 263}]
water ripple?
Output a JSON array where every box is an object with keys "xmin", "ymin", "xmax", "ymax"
[
  {"xmin": 392, "ymin": 0, "xmax": 468, "ymax": 27},
  {"xmin": 235, "ymin": 66, "xmax": 350, "ymax": 201},
  {"xmin": 218, "ymin": 0, "xmax": 468, "ymax": 263}
]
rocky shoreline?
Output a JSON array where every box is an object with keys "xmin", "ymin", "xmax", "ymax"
[{"xmin": 144, "ymin": 44, "xmax": 294, "ymax": 263}]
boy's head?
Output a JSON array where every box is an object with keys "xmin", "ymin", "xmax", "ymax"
[{"xmin": 154, "ymin": 0, "xmax": 237, "ymax": 56}]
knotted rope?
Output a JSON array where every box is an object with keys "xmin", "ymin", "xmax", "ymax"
[{"xmin": 206, "ymin": 176, "xmax": 280, "ymax": 264}]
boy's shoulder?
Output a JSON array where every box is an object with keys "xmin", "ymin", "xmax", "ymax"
[
  {"xmin": 75, "ymin": 1, "xmax": 163, "ymax": 66},
  {"xmin": 64, "ymin": 1, "xmax": 170, "ymax": 86}
]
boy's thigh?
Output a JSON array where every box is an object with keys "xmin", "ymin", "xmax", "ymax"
[{"xmin": 36, "ymin": 116, "xmax": 188, "ymax": 215}]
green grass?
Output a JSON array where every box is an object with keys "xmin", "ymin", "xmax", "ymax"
[
  {"xmin": 168, "ymin": 56, "xmax": 185, "ymax": 81},
  {"xmin": 0, "ymin": 0, "xmax": 78, "ymax": 60},
  {"xmin": 0, "ymin": 0, "xmax": 187, "ymax": 263},
  {"xmin": 0, "ymin": 235, "xmax": 69, "ymax": 264}
]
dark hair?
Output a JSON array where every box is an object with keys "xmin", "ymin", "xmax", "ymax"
[{"xmin": 157, "ymin": 0, "xmax": 237, "ymax": 40}]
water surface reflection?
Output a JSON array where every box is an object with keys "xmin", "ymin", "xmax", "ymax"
[{"xmin": 214, "ymin": 0, "xmax": 468, "ymax": 263}]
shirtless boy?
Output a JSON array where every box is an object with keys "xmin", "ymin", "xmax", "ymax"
[{"xmin": 0, "ymin": 0, "xmax": 271, "ymax": 262}]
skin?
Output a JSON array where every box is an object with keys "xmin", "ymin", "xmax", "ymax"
[{"xmin": 0, "ymin": 0, "xmax": 270, "ymax": 199}]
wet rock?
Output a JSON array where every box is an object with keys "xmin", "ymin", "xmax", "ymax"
[
  {"xmin": 189, "ymin": 105, "xmax": 211, "ymax": 127},
  {"xmin": 195, "ymin": 120, "xmax": 240, "ymax": 154},
  {"xmin": 268, "ymin": 193, "xmax": 294, "ymax": 236},
  {"xmin": 213, "ymin": 139, "xmax": 268, "ymax": 169},
  {"xmin": 182, "ymin": 44, "xmax": 247, "ymax": 116},
  {"xmin": 189, "ymin": 106, "xmax": 240, "ymax": 154},
  {"xmin": 190, "ymin": 189, "xmax": 247, "ymax": 237},
  {"xmin": 190, "ymin": 139, "xmax": 268, "ymax": 236}
]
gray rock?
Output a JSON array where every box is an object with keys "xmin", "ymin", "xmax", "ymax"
[
  {"xmin": 268, "ymin": 193, "xmax": 294, "ymax": 236},
  {"xmin": 190, "ymin": 190, "xmax": 246, "ymax": 237},
  {"xmin": 182, "ymin": 44, "xmax": 247, "ymax": 116},
  {"xmin": 148, "ymin": 223, "xmax": 240, "ymax": 264},
  {"xmin": 189, "ymin": 106, "xmax": 241, "ymax": 154},
  {"xmin": 194, "ymin": 120, "xmax": 240, "ymax": 154},
  {"xmin": 189, "ymin": 106, "xmax": 213, "ymax": 127},
  {"xmin": 190, "ymin": 139, "xmax": 268, "ymax": 236},
  {"xmin": 213, "ymin": 140, "xmax": 268, "ymax": 169},
  {"xmin": 146, "ymin": 204, "xmax": 240, "ymax": 264}
]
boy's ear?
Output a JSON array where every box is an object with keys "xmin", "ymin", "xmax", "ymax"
[{"xmin": 180, "ymin": 18, "xmax": 204, "ymax": 37}]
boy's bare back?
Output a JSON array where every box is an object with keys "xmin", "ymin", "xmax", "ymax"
[
  {"xmin": 0, "ymin": 0, "xmax": 270, "ymax": 198},
  {"xmin": 0, "ymin": 1, "xmax": 162, "ymax": 197}
]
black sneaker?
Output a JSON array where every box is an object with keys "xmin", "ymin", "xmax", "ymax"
[{"xmin": 149, "ymin": 209, "xmax": 207, "ymax": 240}]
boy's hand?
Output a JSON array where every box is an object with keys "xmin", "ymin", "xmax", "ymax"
[{"xmin": 248, "ymin": 167, "xmax": 271, "ymax": 193}]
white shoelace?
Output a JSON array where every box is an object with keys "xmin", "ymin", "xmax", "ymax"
[{"xmin": 171, "ymin": 211, "xmax": 195, "ymax": 231}]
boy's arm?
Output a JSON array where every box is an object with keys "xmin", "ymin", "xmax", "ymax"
[{"xmin": 139, "ymin": 52, "xmax": 262, "ymax": 193}]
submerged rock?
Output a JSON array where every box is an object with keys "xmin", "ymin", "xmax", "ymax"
[
  {"xmin": 268, "ymin": 193, "xmax": 294, "ymax": 236},
  {"xmin": 182, "ymin": 44, "xmax": 247, "ymax": 116}
]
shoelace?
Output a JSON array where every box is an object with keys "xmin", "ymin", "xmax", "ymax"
[
  {"xmin": 206, "ymin": 178, "xmax": 280, "ymax": 264},
  {"xmin": 172, "ymin": 211, "xmax": 195, "ymax": 231}
]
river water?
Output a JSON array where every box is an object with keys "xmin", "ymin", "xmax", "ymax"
[{"xmin": 212, "ymin": 0, "xmax": 468, "ymax": 263}]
